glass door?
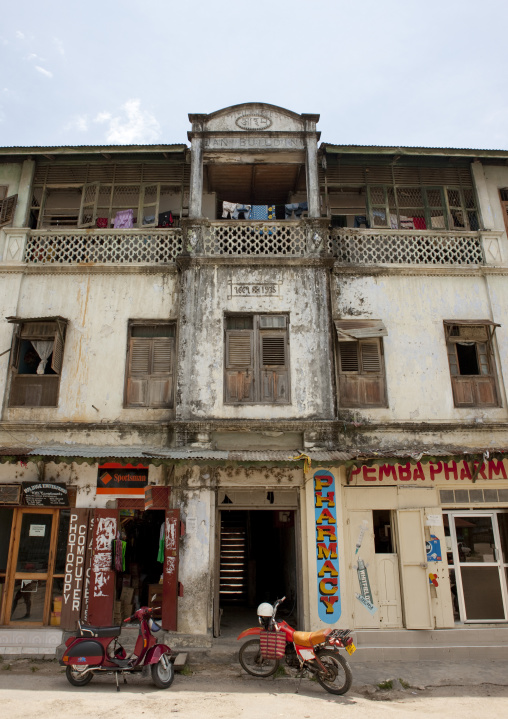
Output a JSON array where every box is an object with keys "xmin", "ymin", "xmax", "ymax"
[{"xmin": 448, "ymin": 512, "xmax": 508, "ymax": 622}]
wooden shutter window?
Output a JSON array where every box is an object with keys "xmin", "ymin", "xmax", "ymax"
[
  {"xmin": 360, "ymin": 341, "xmax": 382, "ymax": 372},
  {"xmin": 227, "ymin": 333, "xmax": 253, "ymax": 368},
  {"xmin": 261, "ymin": 335, "xmax": 286, "ymax": 366},
  {"xmin": 338, "ymin": 338, "xmax": 386, "ymax": 408},
  {"xmin": 339, "ymin": 342, "xmax": 359, "ymax": 372},
  {"xmin": 126, "ymin": 331, "xmax": 175, "ymax": 408},
  {"xmin": 0, "ymin": 194, "xmax": 18, "ymax": 225}
]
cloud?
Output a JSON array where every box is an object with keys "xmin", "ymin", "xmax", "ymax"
[
  {"xmin": 94, "ymin": 99, "xmax": 161, "ymax": 144},
  {"xmin": 35, "ymin": 66, "xmax": 53, "ymax": 78},
  {"xmin": 65, "ymin": 115, "xmax": 89, "ymax": 132},
  {"xmin": 53, "ymin": 38, "xmax": 65, "ymax": 56},
  {"xmin": 15, "ymin": 31, "xmax": 25, "ymax": 40}
]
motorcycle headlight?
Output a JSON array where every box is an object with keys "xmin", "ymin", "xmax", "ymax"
[{"xmin": 148, "ymin": 618, "xmax": 161, "ymax": 633}]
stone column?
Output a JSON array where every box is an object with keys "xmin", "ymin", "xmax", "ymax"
[
  {"xmin": 471, "ymin": 160, "xmax": 495, "ymax": 230},
  {"xmin": 13, "ymin": 159, "xmax": 35, "ymax": 228},
  {"xmin": 188, "ymin": 136, "xmax": 203, "ymax": 219},
  {"xmin": 305, "ymin": 136, "xmax": 320, "ymax": 219}
]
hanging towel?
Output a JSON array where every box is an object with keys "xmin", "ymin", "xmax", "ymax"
[
  {"xmin": 113, "ymin": 209, "xmax": 134, "ymax": 229},
  {"xmin": 222, "ymin": 201, "xmax": 237, "ymax": 219},
  {"xmin": 250, "ymin": 205, "xmax": 268, "ymax": 220}
]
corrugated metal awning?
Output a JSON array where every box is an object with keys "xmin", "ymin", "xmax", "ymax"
[{"xmin": 334, "ymin": 319, "xmax": 388, "ymax": 341}]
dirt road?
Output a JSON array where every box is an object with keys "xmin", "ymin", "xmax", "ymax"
[{"xmin": 0, "ymin": 659, "xmax": 507, "ymax": 719}]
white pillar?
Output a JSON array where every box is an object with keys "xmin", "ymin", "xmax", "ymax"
[
  {"xmin": 471, "ymin": 160, "xmax": 495, "ymax": 230},
  {"xmin": 188, "ymin": 136, "xmax": 203, "ymax": 219},
  {"xmin": 13, "ymin": 159, "xmax": 35, "ymax": 228},
  {"xmin": 305, "ymin": 136, "xmax": 320, "ymax": 218}
]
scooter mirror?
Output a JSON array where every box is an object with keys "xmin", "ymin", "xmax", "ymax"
[{"xmin": 151, "ymin": 594, "xmax": 157, "ymax": 602}]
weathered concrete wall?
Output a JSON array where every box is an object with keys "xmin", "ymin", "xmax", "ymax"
[
  {"xmin": 0, "ymin": 269, "xmax": 179, "ymax": 424},
  {"xmin": 333, "ymin": 273, "xmax": 508, "ymax": 423},
  {"xmin": 0, "ymin": 164, "xmax": 22, "ymax": 198},
  {"xmin": 177, "ymin": 263, "xmax": 334, "ymax": 420}
]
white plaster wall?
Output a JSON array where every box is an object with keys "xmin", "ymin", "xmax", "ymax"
[
  {"xmin": 482, "ymin": 165, "xmax": 508, "ymax": 244},
  {"xmin": 0, "ymin": 164, "xmax": 22, "ymax": 198},
  {"xmin": 0, "ymin": 270, "xmax": 179, "ymax": 424},
  {"xmin": 334, "ymin": 273, "xmax": 508, "ymax": 422},
  {"xmin": 178, "ymin": 264, "xmax": 334, "ymax": 420}
]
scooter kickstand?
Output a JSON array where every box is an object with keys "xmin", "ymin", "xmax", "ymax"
[
  {"xmin": 115, "ymin": 671, "xmax": 120, "ymax": 692},
  {"xmin": 123, "ymin": 672, "xmax": 128, "ymax": 684}
]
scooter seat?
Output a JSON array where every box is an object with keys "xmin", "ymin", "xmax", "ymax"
[
  {"xmin": 79, "ymin": 624, "xmax": 121, "ymax": 638},
  {"xmin": 292, "ymin": 629, "xmax": 330, "ymax": 648}
]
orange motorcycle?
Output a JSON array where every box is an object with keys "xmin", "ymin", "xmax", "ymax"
[{"xmin": 237, "ymin": 597, "xmax": 355, "ymax": 695}]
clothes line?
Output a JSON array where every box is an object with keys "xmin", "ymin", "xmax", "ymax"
[{"xmin": 222, "ymin": 201, "xmax": 308, "ymax": 220}]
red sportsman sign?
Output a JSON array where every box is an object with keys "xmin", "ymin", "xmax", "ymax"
[{"xmin": 97, "ymin": 463, "xmax": 149, "ymax": 495}]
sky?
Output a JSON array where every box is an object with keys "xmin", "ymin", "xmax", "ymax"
[{"xmin": 1, "ymin": 0, "xmax": 508, "ymax": 150}]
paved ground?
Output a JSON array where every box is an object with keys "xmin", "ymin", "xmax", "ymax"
[{"xmin": 0, "ymin": 654, "xmax": 507, "ymax": 718}]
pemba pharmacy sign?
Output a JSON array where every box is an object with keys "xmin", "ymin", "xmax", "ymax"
[{"xmin": 349, "ymin": 458, "xmax": 508, "ymax": 485}]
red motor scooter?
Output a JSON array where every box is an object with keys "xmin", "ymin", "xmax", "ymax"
[
  {"xmin": 237, "ymin": 597, "xmax": 355, "ymax": 695},
  {"xmin": 59, "ymin": 605, "xmax": 174, "ymax": 691}
]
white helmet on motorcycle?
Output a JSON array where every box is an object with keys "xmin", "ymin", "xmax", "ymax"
[{"xmin": 257, "ymin": 602, "xmax": 273, "ymax": 617}]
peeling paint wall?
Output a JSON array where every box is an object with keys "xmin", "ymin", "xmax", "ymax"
[
  {"xmin": 333, "ymin": 273, "xmax": 508, "ymax": 425},
  {"xmin": 177, "ymin": 264, "xmax": 334, "ymax": 420}
]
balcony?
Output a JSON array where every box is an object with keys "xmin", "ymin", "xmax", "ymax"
[{"xmin": 0, "ymin": 223, "xmax": 502, "ymax": 266}]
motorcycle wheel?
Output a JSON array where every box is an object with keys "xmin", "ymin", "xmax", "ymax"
[
  {"xmin": 314, "ymin": 648, "xmax": 352, "ymax": 695},
  {"xmin": 65, "ymin": 665, "xmax": 94, "ymax": 687},
  {"xmin": 151, "ymin": 654, "xmax": 175, "ymax": 689},
  {"xmin": 238, "ymin": 638, "xmax": 279, "ymax": 677}
]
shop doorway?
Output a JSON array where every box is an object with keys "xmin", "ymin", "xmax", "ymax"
[
  {"xmin": 216, "ymin": 509, "xmax": 299, "ymax": 637},
  {"xmin": 114, "ymin": 509, "xmax": 167, "ymax": 621},
  {"xmin": 0, "ymin": 507, "xmax": 70, "ymax": 626},
  {"xmin": 445, "ymin": 511, "xmax": 508, "ymax": 622}
]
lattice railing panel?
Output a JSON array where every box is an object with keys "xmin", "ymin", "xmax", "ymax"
[
  {"xmin": 328, "ymin": 229, "xmax": 484, "ymax": 265},
  {"xmin": 203, "ymin": 221, "xmax": 307, "ymax": 256},
  {"xmin": 25, "ymin": 229, "xmax": 183, "ymax": 264}
]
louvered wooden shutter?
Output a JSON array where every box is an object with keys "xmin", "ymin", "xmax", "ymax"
[
  {"xmin": 51, "ymin": 321, "xmax": 67, "ymax": 374},
  {"xmin": 127, "ymin": 338, "xmax": 151, "ymax": 406},
  {"xmin": 338, "ymin": 339, "xmax": 385, "ymax": 407},
  {"xmin": 0, "ymin": 194, "xmax": 18, "ymax": 226},
  {"xmin": 148, "ymin": 337, "xmax": 174, "ymax": 408},
  {"xmin": 260, "ymin": 332, "xmax": 289, "ymax": 403},
  {"xmin": 127, "ymin": 336, "xmax": 174, "ymax": 408},
  {"xmin": 225, "ymin": 331, "xmax": 254, "ymax": 402}
]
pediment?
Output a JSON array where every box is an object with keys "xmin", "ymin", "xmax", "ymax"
[{"xmin": 196, "ymin": 103, "xmax": 309, "ymax": 133}]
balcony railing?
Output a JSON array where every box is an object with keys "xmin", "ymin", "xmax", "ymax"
[
  {"xmin": 0, "ymin": 223, "xmax": 499, "ymax": 267},
  {"xmin": 328, "ymin": 228, "xmax": 485, "ymax": 265},
  {"xmin": 23, "ymin": 228, "xmax": 183, "ymax": 265}
]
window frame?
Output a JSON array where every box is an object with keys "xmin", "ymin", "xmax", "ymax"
[
  {"xmin": 444, "ymin": 321, "xmax": 501, "ymax": 408},
  {"xmin": 6, "ymin": 317, "xmax": 67, "ymax": 408},
  {"xmin": 124, "ymin": 320, "xmax": 176, "ymax": 409},
  {"xmin": 224, "ymin": 314, "xmax": 291, "ymax": 405}
]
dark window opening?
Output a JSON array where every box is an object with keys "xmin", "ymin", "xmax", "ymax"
[
  {"xmin": 456, "ymin": 343, "xmax": 480, "ymax": 375},
  {"xmin": 373, "ymin": 510, "xmax": 393, "ymax": 553}
]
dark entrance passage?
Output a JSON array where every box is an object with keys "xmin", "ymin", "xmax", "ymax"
[{"xmin": 217, "ymin": 509, "xmax": 298, "ymax": 636}]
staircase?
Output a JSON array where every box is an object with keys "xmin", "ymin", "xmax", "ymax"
[{"xmin": 220, "ymin": 512, "xmax": 247, "ymax": 604}]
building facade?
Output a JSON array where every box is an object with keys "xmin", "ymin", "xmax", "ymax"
[{"xmin": 1, "ymin": 103, "xmax": 508, "ymax": 652}]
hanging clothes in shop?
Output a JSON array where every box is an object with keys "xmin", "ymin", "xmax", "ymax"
[
  {"xmin": 157, "ymin": 523, "xmax": 165, "ymax": 563},
  {"xmin": 112, "ymin": 532, "xmax": 127, "ymax": 572}
]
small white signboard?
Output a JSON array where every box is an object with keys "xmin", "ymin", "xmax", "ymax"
[{"xmin": 29, "ymin": 524, "xmax": 46, "ymax": 537}]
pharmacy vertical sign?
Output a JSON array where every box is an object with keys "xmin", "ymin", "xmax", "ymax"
[{"xmin": 314, "ymin": 470, "xmax": 341, "ymax": 622}]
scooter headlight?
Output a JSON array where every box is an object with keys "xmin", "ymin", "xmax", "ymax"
[{"xmin": 148, "ymin": 618, "xmax": 161, "ymax": 633}]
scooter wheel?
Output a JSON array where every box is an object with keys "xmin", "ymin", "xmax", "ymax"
[
  {"xmin": 238, "ymin": 639, "xmax": 280, "ymax": 677},
  {"xmin": 65, "ymin": 665, "xmax": 94, "ymax": 687},
  {"xmin": 151, "ymin": 654, "xmax": 175, "ymax": 689}
]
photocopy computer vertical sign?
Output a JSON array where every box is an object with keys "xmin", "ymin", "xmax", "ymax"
[{"xmin": 314, "ymin": 469, "xmax": 341, "ymax": 622}]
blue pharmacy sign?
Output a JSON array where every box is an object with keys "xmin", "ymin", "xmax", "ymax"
[{"xmin": 314, "ymin": 470, "xmax": 341, "ymax": 622}]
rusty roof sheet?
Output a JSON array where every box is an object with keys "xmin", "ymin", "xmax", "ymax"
[{"xmin": 0, "ymin": 445, "xmax": 506, "ymax": 463}]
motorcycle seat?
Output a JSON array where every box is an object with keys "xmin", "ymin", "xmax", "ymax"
[
  {"xmin": 79, "ymin": 624, "xmax": 121, "ymax": 638},
  {"xmin": 292, "ymin": 629, "xmax": 330, "ymax": 648}
]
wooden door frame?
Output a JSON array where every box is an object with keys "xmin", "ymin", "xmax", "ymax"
[{"xmin": 2, "ymin": 507, "xmax": 60, "ymax": 627}]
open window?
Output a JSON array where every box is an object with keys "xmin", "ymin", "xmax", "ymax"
[
  {"xmin": 225, "ymin": 314, "xmax": 290, "ymax": 404},
  {"xmin": 335, "ymin": 319, "xmax": 388, "ymax": 408},
  {"xmin": 7, "ymin": 317, "xmax": 67, "ymax": 407},
  {"xmin": 125, "ymin": 322, "xmax": 176, "ymax": 408},
  {"xmin": 445, "ymin": 321, "xmax": 500, "ymax": 407}
]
